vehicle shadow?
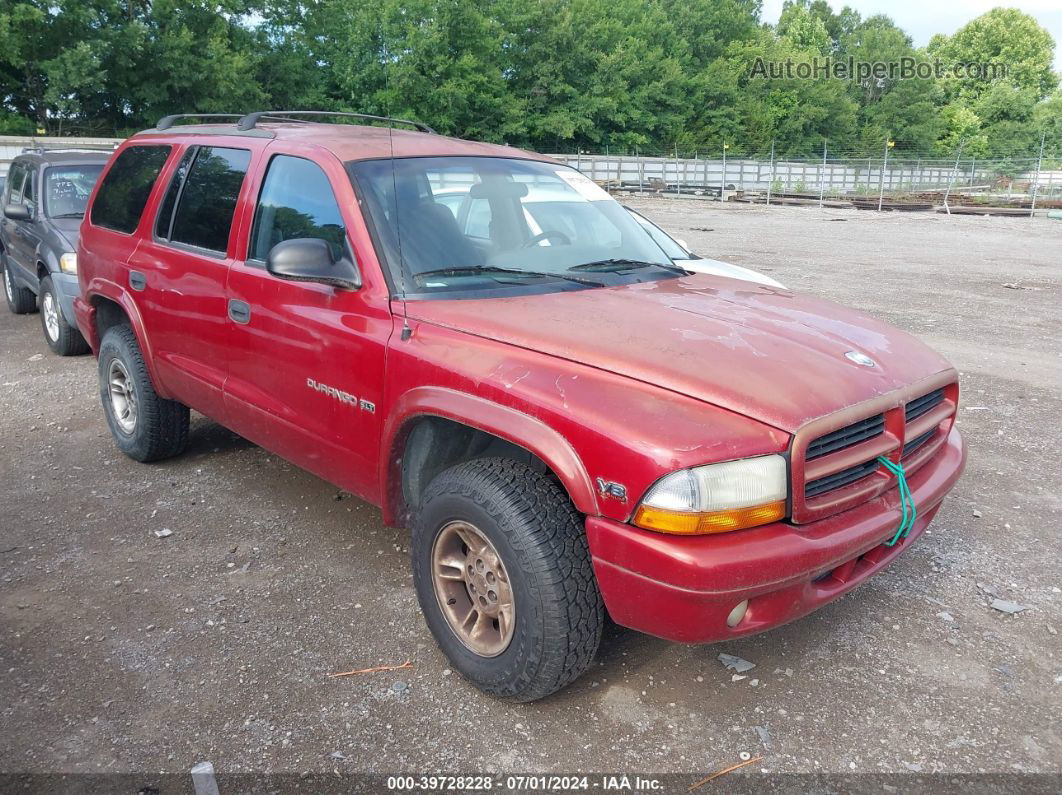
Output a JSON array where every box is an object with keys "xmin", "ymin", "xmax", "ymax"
[{"xmin": 183, "ymin": 415, "xmax": 257, "ymax": 458}]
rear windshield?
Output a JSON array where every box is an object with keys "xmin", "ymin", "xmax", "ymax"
[
  {"xmin": 44, "ymin": 164, "xmax": 105, "ymax": 219},
  {"xmin": 349, "ymin": 156, "xmax": 675, "ymax": 296}
]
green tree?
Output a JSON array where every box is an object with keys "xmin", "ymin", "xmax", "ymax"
[
  {"xmin": 1034, "ymin": 90, "xmax": 1062, "ymax": 153},
  {"xmin": 42, "ymin": 40, "xmax": 107, "ymax": 134},
  {"xmin": 658, "ymin": 0, "xmax": 760, "ymax": 68},
  {"xmin": 301, "ymin": 0, "xmax": 526, "ymax": 143},
  {"xmin": 697, "ymin": 29, "xmax": 857, "ymax": 156},
  {"xmin": 929, "ymin": 8, "xmax": 1057, "ymax": 103},
  {"xmin": 777, "ymin": 2, "xmax": 831, "ymax": 55},
  {"xmin": 937, "ymin": 103, "xmax": 988, "ymax": 158},
  {"xmin": 839, "ymin": 15, "xmax": 943, "ymax": 152},
  {"xmin": 502, "ymin": 0, "xmax": 690, "ymax": 151}
]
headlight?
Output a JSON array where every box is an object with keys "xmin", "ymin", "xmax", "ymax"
[
  {"xmin": 632, "ymin": 455, "xmax": 787, "ymax": 535},
  {"xmin": 59, "ymin": 253, "xmax": 77, "ymax": 274}
]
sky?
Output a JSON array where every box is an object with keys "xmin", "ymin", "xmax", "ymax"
[{"xmin": 760, "ymin": 0, "xmax": 1062, "ymax": 70}]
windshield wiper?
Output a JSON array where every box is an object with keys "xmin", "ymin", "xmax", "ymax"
[
  {"xmin": 48, "ymin": 212, "xmax": 85, "ymax": 219},
  {"xmin": 413, "ymin": 266, "xmax": 605, "ymax": 287},
  {"xmin": 569, "ymin": 258, "xmax": 686, "ymax": 274}
]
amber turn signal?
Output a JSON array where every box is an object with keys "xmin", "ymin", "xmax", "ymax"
[{"xmin": 632, "ymin": 500, "xmax": 786, "ymax": 535}]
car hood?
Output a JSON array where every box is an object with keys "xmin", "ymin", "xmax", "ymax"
[
  {"xmin": 49, "ymin": 217, "xmax": 83, "ymax": 251},
  {"xmin": 406, "ymin": 275, "xmax": 955, "ymax": 433}
]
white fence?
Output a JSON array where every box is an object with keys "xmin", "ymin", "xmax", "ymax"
[
  {"xmin": 549, "ymin": 153, "xmax": 1062, "ymax": 196},
  {"xmin": 0, "ymin": 136, "xmax": 122, "ymax": 175}
]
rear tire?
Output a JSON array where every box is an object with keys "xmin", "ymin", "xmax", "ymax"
[
  {"xmin": 98, "ymin": 324, "xmax": 189, "ymax": 462},
  {"xmin": 2, "ymin": 253, "xmax": 36, "ymax": 315},
  {"xmin": 412, "ymin": 458, "xmax": 603, "ymax": 701},
  {"xmin": 39, "ymin": 276, "xmax": 89, "ymax": 356}
]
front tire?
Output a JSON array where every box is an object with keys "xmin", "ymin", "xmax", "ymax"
[
  {"xmin": 39, "ymin": 276, "xmax": 89, "ymax": 356},
  {"xmin": 412, "ymin": 458, "xmax": 603, "ymax": 701},
  {"xmin": 98, "ymin": 324, "xmax": 189, "ymax": 462},
  {"xmin": 2, "ymin": 254, "xmax": 36, "ymax": 314}
]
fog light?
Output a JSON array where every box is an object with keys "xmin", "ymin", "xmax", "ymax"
[{"xmin": 726, "ymin": 600, "xmax": 749, "ymax": 628}]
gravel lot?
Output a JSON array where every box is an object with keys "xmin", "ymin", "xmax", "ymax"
[{"xmin": 1, "ymin": 201, "xmax": 1060, "ymax": 789}]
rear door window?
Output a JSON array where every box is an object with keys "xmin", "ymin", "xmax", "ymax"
[
  {"xmin": 154, "ymin": 147, "xmax": 197, "ymax": 241},
  {"xmin": 164, "ymin": 147, "xmax": 251, "ymax": 254},
  {"xmin": 248, "ymin": 155, "xmax": 346, "ymax": 262},
  {"xmin": 91, "ymin": 145, "xmax": 172, "ymax": 234}
]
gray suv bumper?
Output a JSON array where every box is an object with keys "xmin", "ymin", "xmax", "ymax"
[{"xmin": 54, "ymin": 271, "xmax": 81, "ymax": 327}]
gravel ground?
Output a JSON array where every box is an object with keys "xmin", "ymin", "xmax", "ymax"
[{"xmin": 1, "ymin": 201, "xmax": 1060, "ymax": 790}]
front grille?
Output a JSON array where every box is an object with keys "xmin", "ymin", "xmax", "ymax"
[
  {"xmin": 905, "ymin": 388, "xmax": 944, "ymax": 422},
  {"xmin": 902, "ymin": 429, "xmax": 935, "ymax": 458},
  {"xmin": 805, "ymin": 459, "xmax": 879, "ymax": 498},
  {"xmin": 806, "ymin": 413, "xmax": 885, "ymax": 460},
  {"xmin": 796, "ymin": 383, "xmax": 956, "ymax": 517}
]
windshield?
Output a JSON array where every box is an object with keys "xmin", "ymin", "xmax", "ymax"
[
  {"xmin": 349, "ymin": 157, "xmax": 675, "ymax": 295},
  {"xmin": 44, "ymin": 164, "xmax": 104, "ymax": 218}
]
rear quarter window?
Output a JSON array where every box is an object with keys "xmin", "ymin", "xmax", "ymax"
[{"xmin": 90, "ymin": 145, "xmax": 172, "ymax": 234}]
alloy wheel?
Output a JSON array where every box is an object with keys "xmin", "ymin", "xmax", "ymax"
[
  {"xmin": 431, "ymin": 520, "xmax": 516, "ymax": 657},
  {"xmin": 108, "ymin": 359, "xmax": 138, "ymax": 434},
  {"xmin": 42, "ymin": 290, "xmax": 60, "ymax": 341}
]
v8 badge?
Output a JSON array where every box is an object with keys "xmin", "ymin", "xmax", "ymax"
[{"xmin": 596, "ymin": 477, "xmax": 627, "ymax": 502}]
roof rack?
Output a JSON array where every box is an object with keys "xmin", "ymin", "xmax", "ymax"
[
  {"xmin": 156, "ymin": 113, "xmax": 245, "ymax": 131},
  {"xmin": 236, "ymin": 110, "xmax": 436, "ymax": 135}
]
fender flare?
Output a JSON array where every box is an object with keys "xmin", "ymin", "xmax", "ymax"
[
  {"xmin": 35, "ymin": 243, "xmax": 60, "ymax": 278},
  {"xmin": 84, "ymin": 279, "xmax": 171, "ymax": 399},
  {"xmin": 34, "ymin": 251, "xmax": 49, "ymax": 280},
  {"xmin": 380, "ymin": 386, "xmax": 599, "ymax": 525}
]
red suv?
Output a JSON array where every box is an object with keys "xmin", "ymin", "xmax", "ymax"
[{"xmin": 76, "ymin": 112, "xmax": 966, "ymax": 701}]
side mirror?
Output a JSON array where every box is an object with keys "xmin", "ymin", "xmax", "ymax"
[
  {"xmin": 675, "ymin": 238, "xmax": 690, "ymax": 252},
  {"xmin": 4, "ymin": 204, "xmax": 30, "ymax": 222},
  {"xmin": 265, "ymin": 238, "xmax": 361, "ymax": 290}
]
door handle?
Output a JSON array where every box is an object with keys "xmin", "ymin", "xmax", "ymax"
[
  {"xmin": 129, "ymin": 271, "xmax": 147, "ymax": 291},
  {"xmin": 228, "ymin": 299, "xmax": 251, "ymax": 325}
]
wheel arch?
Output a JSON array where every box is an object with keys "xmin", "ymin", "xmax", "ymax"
[
  {"xmin": 381, "ymin": 387, "xmax": 599, "ymax": 527},
  {"xmin": 88, "ymin": 289, "xmax": 169, "ymax": 399}
]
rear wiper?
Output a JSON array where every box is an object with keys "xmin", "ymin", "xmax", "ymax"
[
  {"xmin": 413, "ymin": 266, "xmax": 605, "ymax": 287},
  {"xmin": 569, "ymin": 258, "xmax": 686, "ymax": 274}
]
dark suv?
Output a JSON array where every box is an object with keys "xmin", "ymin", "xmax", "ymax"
[{"xmin": 1, "ymin": 149, "xmax": 110, "ymax": 355}]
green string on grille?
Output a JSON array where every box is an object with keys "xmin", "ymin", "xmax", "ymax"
[{"xmin": 877, "ymin": 456, "xmax": 917, "ymax": 547}]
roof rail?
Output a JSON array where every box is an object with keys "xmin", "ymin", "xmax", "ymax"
[
  {"xmin": 236, "ymin": 110, "xmax": 436, "ymax": 135},
  {"xmin": 156, "ymin": 113, "xmax": 245, "ymax": 131}
]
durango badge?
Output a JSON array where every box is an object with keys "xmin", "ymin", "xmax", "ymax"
[{"xmin": 306, "ymin": 377, "xmax": 358, "ymax": 406}]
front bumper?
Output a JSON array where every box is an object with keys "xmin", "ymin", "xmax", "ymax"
[
  {"xmin": 587, "ymin": 426, "xmax": 966, "ymax": 644},
  {"xmin": 51, "ymin": 271, "xmax": 83, "ymax": 329}
]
